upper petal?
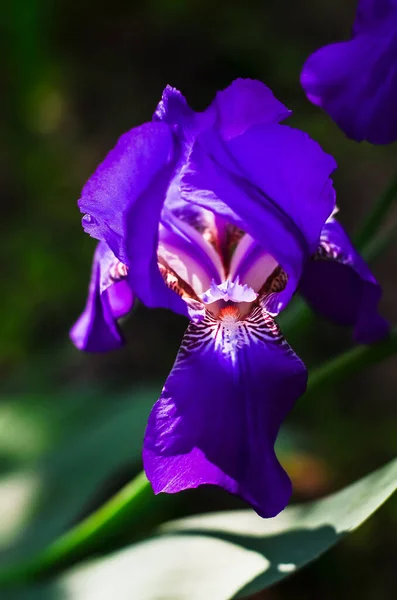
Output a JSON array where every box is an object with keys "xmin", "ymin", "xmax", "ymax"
[
  {"xmin": 70, "ymin": 242, "xmax": 134, "ymax": 352},
  {"xmin": 123, "ymin": 156, "xmax": 189, "ymax": 316},
  {"xmin": 300, "ymin": 219, "xmax": 389, "ymax": 343},
  {"xmin": 154, "ymin": 79, "xmax": 291, "ymax": 142},
  {"xmin": 79, "ymin": 121, "xmax": 175, "ymax": 263},
  {"xmin": 143, "ymin": 307, "xmax": 307, "ymax": 518},
  {"xmin": 157, "ymin": 79, "xmax": 293, "ymax": 228},
  {"xmin": 153, "ymin": 85, "xmax": 195, "ymax": 124},
  {"xmin": 213, "ymin": 78, "xmax": 291, "ymax": 139},
  {"xmin": 181, "ymin": 125, "xmax": 336, "ymax": 311},
  {"xmin": 223, "ymin": 124, "xmax": 336, "ymax": 253},
  {"xmin": 158, "ymin": 211, "xmax": 224, "ymax": 296},
  {"xmin": 229, "ymin": 234, "xmax": 278, "ymax": 290},
  {"xmin": 301, "ymin": 20, "xmax": 397, "ymax": 144},
  {"xmin": 78, "ymin": 121, "xmax": 191, "ymax": 317}
]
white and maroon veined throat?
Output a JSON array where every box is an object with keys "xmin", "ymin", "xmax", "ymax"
[{"xmin": 157, "ymin": 210, "xmax": 288, "ymax": 324}]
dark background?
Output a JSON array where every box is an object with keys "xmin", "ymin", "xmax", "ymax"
[{"xmin": 1, "ymin": 0, "xmax": 397, "ymax": 598}]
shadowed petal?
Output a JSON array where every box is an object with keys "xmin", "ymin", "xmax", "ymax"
[
  {"xmin": 354, "ymin": 0, "xmax": 397, "ymax": 35},
  {"xmin": 181, "ymin": 125, "xmax": 336, "ymax": 312},
  {"xmin": 300, "ymin": 219, "xmax": 389, "ymax": 343},
  {"xmin": 222, "ymin": 124, "xmax": 336, "ymax": 253},
  {"xmin": 143, "ymin": 308, "xmax": 307, "ymax": 518},
  {"xmin": 70, "ymin": 242, "xmax": 134, "ymax": 352},
  {"xmin": 301, "ymin": 12, "xmax": 397, "ymax": 144}
]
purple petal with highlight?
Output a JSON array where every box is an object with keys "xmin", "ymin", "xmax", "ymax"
[
  {"xmin": 143, "ymin": 307, "xmax": 307, "ymax": 518},
  {"xmin": 213, "ymin": 78, "xmax": 291, "ymax": 139},
  {"xmin": 78, "ymin": 121, "xmax": 189, "ymax": 317}
]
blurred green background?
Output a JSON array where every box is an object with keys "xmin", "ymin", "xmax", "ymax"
[{"xmin": 1, "ymin": 0, "xmax": 397, "ymax": 598}]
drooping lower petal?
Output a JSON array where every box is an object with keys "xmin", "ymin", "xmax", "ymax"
[
  {"xmin": 70, "ymin": 242, "xmax": 134, "ymax": 352},
  {"xmin": 143, "ymin": 307, "xmax": 307, "ymax": 518},
  {"xmin": 300, "ymin": 219, "xmax": 389, "ymax": 343}
]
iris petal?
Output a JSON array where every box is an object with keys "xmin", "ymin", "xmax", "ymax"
[
  {"xmin": 181, "ymin": 124, "xmax": 336, "ymax": 313},
  {"xmin": 154, "ymin": 78, "xmax": 291, "ymax": 141},
  {"xmin": 159, "ymin": 211, "xmax": 224, "ymax": 293},
  {"xmin": 78, "ymin": 121, "xmax": 191, "ymax": 317},
  {"xmin": 153, "ymin": 85, "xmax": 195, "ymax": 125},
  {"xmin": 79, "ymin": 122, "xmax": 174, "ymax": 262},
  {"xmin": 300, "ymin": 219, "xmax": 389, "ymax": 343},
  {"xmin": 222, "ymin": 124, "xmax": 336, "ymax": 253},
  {"xmin": 70, "ymin": 242, "xmax": 134, "ymax": 352},
  {"xmin": 213, "ymin": 78, "xmax": 291, "ymax": 139},
  {"xmin": 301, "ymin": 6, "xmax": 397, "ymax": 144},
  {"xmin": 229, "ymin": 234, "xmax": 279, "ymax": 292},
  {"xmin": 354, "ymin": 0, "xmax": 397, "ymax": 35},
  {"xmin": 158, "ymin": 79, "xmax": 292, "ymax": 228},
  {"xmin": 143, "ymin": 307, "xmax": 307, "ymax": 518}
]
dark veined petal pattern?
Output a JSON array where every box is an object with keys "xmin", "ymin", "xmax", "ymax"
[
  {"xmin": 70, "ymin": 242, "xmax": 134, "ymax": 352},
  {"xmin": 300, "ymin": 219, "xmax": 389, "ymax": 343},
  {"xmin": 143, "ymin": 306, "xmax": 307, "ymax": 518}
]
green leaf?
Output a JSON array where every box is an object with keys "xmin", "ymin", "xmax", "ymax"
[
  {"xmin": 8, "ymin": 456, "xmax": 397, "ymax": 600},
  {"xmin": 0, "ymin": 388, "xmax": 158, "ymax": 567}
]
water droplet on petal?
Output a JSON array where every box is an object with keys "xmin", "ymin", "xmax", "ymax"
[{"xmin": 82, "ymin": 213, "xmax": 97, "ymax": 227}]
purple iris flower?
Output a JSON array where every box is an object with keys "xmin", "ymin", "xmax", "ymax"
[
  {"xmin": 301, "ymin": 0, "xmax": 397, "ymax": 144},
  {"xmin": 71, "ymin": 79, "xmax": 387, "ymax": 517}
]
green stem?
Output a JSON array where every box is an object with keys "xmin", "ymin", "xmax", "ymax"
[
  {"xmin": 354, "ymin": 173, "xmax": 397, "ymax": 251},
  {"xmin": 362, "ymin": 221, "xmax": 397, "ymax": 263},
  {"xmin": 0, "ymin": 471, "xmax": 153, "ymax": 585},
  {"xmin": 1, "ymin": 328, "xmax": 397, "ymax": 587},
  {"xmin": 306, "ymin": 326, "xmax": 397, "ymax": 393}
]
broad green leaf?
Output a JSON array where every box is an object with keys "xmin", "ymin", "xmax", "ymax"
[
  {"xmin": 0, "ymin": 388, "xmax": 158, "ymax": 566},
  {"xmin": 10, "ymin": 456, "xmax": 397, "ymax": 600},
  {"xmin": 0, "ymin": 389, "xmax": 140, "ymax": 472}
]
